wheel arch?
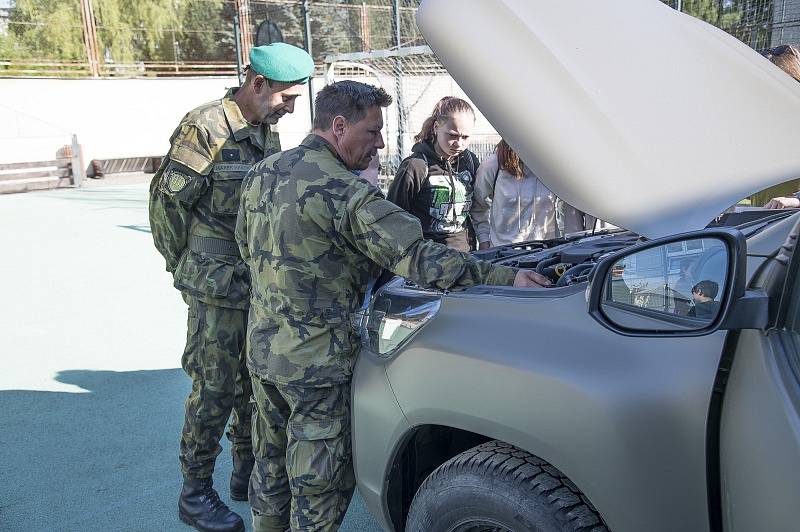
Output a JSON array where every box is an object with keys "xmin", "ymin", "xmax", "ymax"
[{"xmin": 384, "ymin": 423, "xmax": 602, "ymax": 531}]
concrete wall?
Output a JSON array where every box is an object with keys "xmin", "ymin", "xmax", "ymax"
[
  {"xmin": 0, "ymin": 74, "xmax": 501, "ymax": 168},
  {"xmin": 0, "ymin": 77, "xmax": 314, "ymax": 166}
]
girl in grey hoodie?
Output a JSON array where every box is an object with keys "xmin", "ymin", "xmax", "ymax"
[{"xmin": 472, "ymin": 140, "xmax": 586, "ymax": 248}]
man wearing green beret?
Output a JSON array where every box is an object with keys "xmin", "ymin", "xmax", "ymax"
[{"xmin": 148, "ymin": 42, "xmax": 314, "ymax": 532}]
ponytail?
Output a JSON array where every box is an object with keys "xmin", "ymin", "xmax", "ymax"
[{"xmin": 414, "ymin": 96, "xmax": 475, "ymax": 143}]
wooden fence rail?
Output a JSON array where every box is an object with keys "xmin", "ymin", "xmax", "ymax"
[
  {"xmin": 0, "ymin": 158, "xmax": 73, "ymax": 193},
  {"xmin": 0, "ymin": 59, "xmax": 239, "ymax": 78}
]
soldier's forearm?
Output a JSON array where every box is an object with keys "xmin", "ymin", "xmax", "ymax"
[{"xmin": 392, "ymin": 239, "xmax": 517, "ymax": 290}]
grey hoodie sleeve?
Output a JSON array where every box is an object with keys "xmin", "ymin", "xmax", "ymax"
[{"xmin": 471, "ymin": 153, "xmax": 499, "ymax": 244}]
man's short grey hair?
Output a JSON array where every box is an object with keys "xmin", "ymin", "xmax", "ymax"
[{"xmin": 313, "ymin": 81, "xmax": 392, "ymax": 131}]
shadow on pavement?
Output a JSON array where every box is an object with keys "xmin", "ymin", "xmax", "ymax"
[{"xmin": 0, "ymin": 370, "xmax": 380, "ymax": 532}]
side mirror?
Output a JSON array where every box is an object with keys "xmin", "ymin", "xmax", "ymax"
[{"xmin": 588, "ymin": 228, "xmax": 768, "ymax": 336}]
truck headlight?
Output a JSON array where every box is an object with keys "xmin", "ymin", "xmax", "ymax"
[{"xmin": 361, "ymin": 278, "xmax": 441, "ymax": 357}]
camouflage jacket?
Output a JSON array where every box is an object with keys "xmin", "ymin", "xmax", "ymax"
[
  {"xmin": 236, "ymin": 134, "xmax": 518, "ymax": 386},
  {"xmin": 149, "ymin": 89, "xmax": 281, "ymax": 310}
]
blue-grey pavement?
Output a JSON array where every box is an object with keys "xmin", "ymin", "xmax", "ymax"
[{"xmin": 0, "ymin": 182, "xmax": 382, "ymax": 532}]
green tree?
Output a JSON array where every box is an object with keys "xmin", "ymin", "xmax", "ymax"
[
  {"xmin": 2, "ymin": 0, "xmax": 188, "ymax": 63},
  {"xmin": 308, "ymin": 3, "xmax": 363, "ymax": 61},
  {"xmin": 682, "ymin": 0, "xmax": 722, "ymax": 23},
  {"xmin": 246, "ymin": 1, "xmax": 305, "ymax": 50},
  {"xmin": 0, "ymin": 0, "xmax": 420, "ymax": 66},
  {"xmin": 93, "ymin": 0, "xmax": 181, "ymax": 63},
  {"xmin": 5, "ymin": 0, "xmax": 84, "ymax": 60},
  {"xmin": 246, "ymin": 0, "xmax": 392, "ymax": 61},
  {"xmin": 178, "ymin": 0, "xmax": 230, "ymax": 62},
  {"xmin": 730, "ymin": 0, "xmax": 773, "ymax": 48}
]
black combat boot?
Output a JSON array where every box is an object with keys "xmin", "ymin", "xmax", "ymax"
[
  {"xmin": 229, "ymin": 454, "xmax": 254, "ymax": 502},
  {"xmin": 178, "ymin": 478, "xmax": 245, "ymax": 532}
]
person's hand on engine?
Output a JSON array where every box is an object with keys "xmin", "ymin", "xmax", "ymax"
[{"xmin": 513, "ymin": 269, "xmax": 552, "ymax": 288}]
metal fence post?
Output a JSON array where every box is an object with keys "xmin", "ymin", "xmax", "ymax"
[
  {"xmin": 393, "ymin": 0, "xmax": 406, "ymax": 159},
  {"xmin": 303, "ymin": 0, "xmax": 315, "ymax": 124},
  {"xmin": 172, "ymin": 29, "xmax": 179, "ymax": 73},
  {"xmin": 235, "ymin": 0, "xmax": 254, "ymax": 62},
  {"xmin": 79, "ymin": 0, "xmax": 100, "ymax": 77},
  {"xmin": 360, "ymin": 2, "xmax": 370, "ymax": 52},
  {"xmin": 70, "ymin": 134, "xmax": 85, "ymax": 187},
  {"xmin": 234, "ymin": 14, "xmax": 245, "ymax": 85}
]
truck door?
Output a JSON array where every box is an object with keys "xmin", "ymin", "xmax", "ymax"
[{"xmin": 719, "ymin": 238, "xmax": 800, "ymax": 531}]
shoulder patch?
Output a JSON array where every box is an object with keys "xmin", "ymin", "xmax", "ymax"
[{"xmin": 164, "ymin": 168, "xmax": 190, "ymax": 193}]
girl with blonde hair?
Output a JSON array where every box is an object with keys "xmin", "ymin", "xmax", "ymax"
[{"xmin": 388, "ymin": 96, "xmax": 480, "ymax": 251}]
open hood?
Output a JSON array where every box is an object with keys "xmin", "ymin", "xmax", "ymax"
[{"xmin": 417, "ymin": 0, "xmax": 800, "ymax": 238}]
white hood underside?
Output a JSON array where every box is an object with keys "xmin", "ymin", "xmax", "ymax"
[{"xmin": 417, "ymin": 0, "xmax": 800, "ymax": 238}]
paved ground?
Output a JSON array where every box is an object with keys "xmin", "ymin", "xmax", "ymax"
[{"xmin": 0, "ymin": 178, "xmax": 382, "ymax": 531}]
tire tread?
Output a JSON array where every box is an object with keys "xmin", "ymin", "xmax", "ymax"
[{"xmin": 411, "ymin": 440, "xmax": 609, "ymax": 532}]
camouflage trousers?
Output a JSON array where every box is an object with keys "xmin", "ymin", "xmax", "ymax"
[
  {"xmin": 180, "ymin": 297, "xmax": 252, "ymax": 480},
  {"xmin": 249, "ymin": 377, "xmax": 355, "ymax": 531}
]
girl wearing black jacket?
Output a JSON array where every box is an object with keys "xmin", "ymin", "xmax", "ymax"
[{"xmin": 388, "ymin": 96, "xmax": 479, "ymax": 252}]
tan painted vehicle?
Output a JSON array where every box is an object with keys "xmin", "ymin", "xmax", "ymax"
[{"xmin": 350, "ymin": 1, "xmax": 800, "ymax": 531}]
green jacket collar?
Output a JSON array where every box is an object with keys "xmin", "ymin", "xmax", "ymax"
[
  {"xmin": 222, "ymin": 88, "xmax": 266, "ymax": 149},
  {"xmin": 300, "ymin": 134, "xmax": 350, "ymax": 169}
]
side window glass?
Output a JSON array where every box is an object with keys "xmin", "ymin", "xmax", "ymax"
[{"xmin": 604, "ymin": 237, "xmax": 728, "ymax": 324}]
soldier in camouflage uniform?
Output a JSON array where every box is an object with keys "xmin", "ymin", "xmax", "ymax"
[
  {"xmin": 236, "ymin": 81, "xmax": 550, "ymax": 531},
  {"xmin": 149, "ymin": 43, "xmax": 314, "ymax": 532}
]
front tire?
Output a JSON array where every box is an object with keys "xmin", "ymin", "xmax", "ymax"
[{"xmin": 406, "ymin": 440, "xmax": 608, "ymax": 532}]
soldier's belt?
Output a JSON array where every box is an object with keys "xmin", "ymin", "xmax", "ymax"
[{"xmin": 188, "ymin": 235, "xmax": 240, "ymax": 256}]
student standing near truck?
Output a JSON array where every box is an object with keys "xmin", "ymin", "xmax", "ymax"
[{"xmin": 388, "ymin": 96, "xmax": 480, "ymax": 252}]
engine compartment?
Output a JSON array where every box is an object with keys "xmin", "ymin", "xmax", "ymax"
[
  {"xmin": 473, "ymin": 230, "xmax": 641, "ymax": 287},
  {"xmin": 469, "ymin": 210, "xmax": 796, "ymax": 288},
  {"xmin": 385, "ymin": 210, "xmax": 794, "ymax": 292}
]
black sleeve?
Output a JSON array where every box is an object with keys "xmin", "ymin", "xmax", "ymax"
[
  {"xmin": 469, "ymin": 151, "xmax": 480, "ymax": 179},
  {"xmin": 466, "ymin": 150, "xmax": 481, "ymax": 249},
  {"xmin": 387, "ymin": 157, "xmax": 425, "ymax": 213}
]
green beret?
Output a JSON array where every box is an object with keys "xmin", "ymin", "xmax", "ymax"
[{"xmin": 249, "ymin": 43, "xmax": 314, "ymax": 82}]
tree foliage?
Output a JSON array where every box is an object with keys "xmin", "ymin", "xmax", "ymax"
[
  {"xmin": 0, "ymin": 0, "xmax": 405, "ymax": 64},
  {"xmin": 1, "ymin": 0, "xmax": 230, "ymax": 62},
  {"xmin": 93, "ymin": 0, "xmax": 178, "ymax": 63},
  {"xmin": 180, "ymin": 0, "xmax": 231, "ymax": 62},
  {"xmin": 0, "ymin": 0, "xmax": 777, "ymax": 67},
  {"xmin": 4, "ymin": 0, "xmax": 85, "ymax": 60},
  {"xmin": 94, "ymin": 0, "xmax": 231, "ymax": 63},
  {"xmin": 680, "ymin": 0, "xmax": 746, "ymax": 30}
]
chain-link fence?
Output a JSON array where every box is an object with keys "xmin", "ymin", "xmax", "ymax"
[
  {"xmin": 2, "ymin": 0, "xmax": 799, "ymax": 197},
  {"xmin": 320, "ymin": 0, "xmax": 800, "ymax": 193},
  {"xmin": 3, "ymin": 1, "xmax": 798, "ymax": 77},
  {"xmin": 663, "ymin": 0, "xmax": 800, "ymax": 49},
  {"xmin": 0, "ymin": 0, "xmax": 423, "ymax": 77},
  {"xmin": 2, "ymin": 0, "xmax": 797, "ymax": 76},
  {"xmin": 323, "ymin": 47, "xmax": 500, "ymax": 176}
]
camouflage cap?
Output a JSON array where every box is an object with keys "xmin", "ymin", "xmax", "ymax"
[{"xmin": 249, "ymin": 43, "xmax": 314, "ymax": 83}]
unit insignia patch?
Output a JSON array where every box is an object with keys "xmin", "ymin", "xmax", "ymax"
[{"xmin": 164, "ymin": 169, "xmax": 189, "ymax": 193}]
